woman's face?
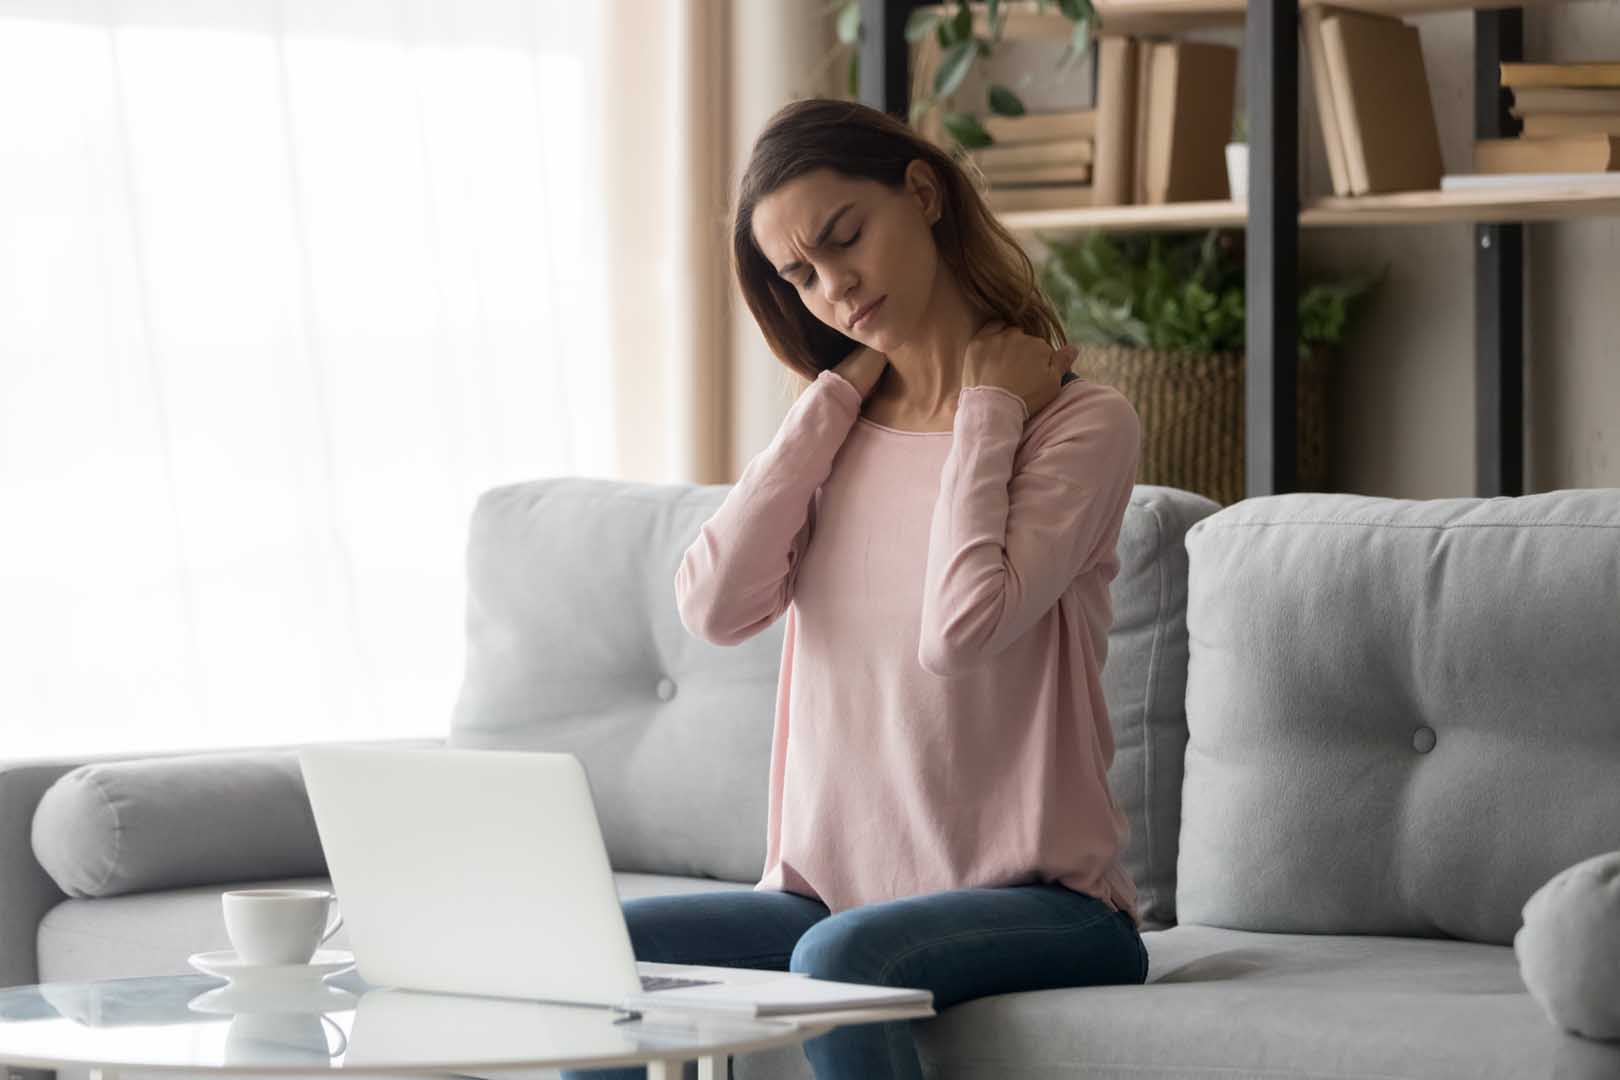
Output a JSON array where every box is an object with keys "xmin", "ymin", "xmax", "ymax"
[{"xmin": 751, "ymin": 162, "xmax": 944, "ymax": 348}]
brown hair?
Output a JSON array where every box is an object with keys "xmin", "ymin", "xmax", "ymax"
[{"xmin": 730, "ymin": 97, "xmax": 1067, "ymax": 401}]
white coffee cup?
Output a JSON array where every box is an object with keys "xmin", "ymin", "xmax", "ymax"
[{"xmin": 222, "ymin": 888, "xmax": 344, "ymax": 966}]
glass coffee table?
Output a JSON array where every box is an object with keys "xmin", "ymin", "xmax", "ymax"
[{"xmin": 0, "ymin": 968, "xmax": 935, "ymax": 1079}]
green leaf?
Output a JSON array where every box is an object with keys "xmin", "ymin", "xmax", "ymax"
[
  {"xmin": 934, "ymin": 41, "xmax": 976, "ymax": 99},
  {"xmin": 988, "ymin": 0, "xmax": 1005, "ymax": 42},
  {"xmin": 1063, "ymin": 19, "xmax": 1092, "ymax": 67},
  {"xmin": 942, "ymin": 111, "xmax": 993, "ymax": 149},
  {"xmin": 836, "ymin": 2, "xmax": 861, "ymax": 46},
  {"xmin": 904, "ymin": 9, "xmax": 943, "ymax": 43},
  {"xmin": 847, "ymin": 48, "xmax": 859, "ymax": 98},
  {"xmin": 987, "ymin": 84, "xmax": 1026, "ymax": 116},
  {"xmin": 950, "ymin": 1, "xmax": 973, "ymax": 43}
]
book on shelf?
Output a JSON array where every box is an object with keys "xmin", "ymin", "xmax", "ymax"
[
  {"xmin": 984, "ymin": 184, "xmax": 1095, "ymax": 213},
  {"xmin": 969, "ymin": 137, "xmax": 1094, "ymax": 170},
  {"xmin": 1320, "ymin": 8, "xmax": 1444, "ymax": 195},
  {"xmin": 1500, "ymin": 62, "xmax": 1620, "ymax": 90},
  {"xmin": 981, "ymin": 162, "xmax": 1093, "ymax": 185},
  {"xmin": 1520, "ymin": 113, "xmax": 1620, "ymax": 138},
  {"xmin": 981, "ymin": 110, "xmax": 1097, "ymax": 145},
  {"xmin": 1140, "ymin": 40, "xmax": 1239, "ymax": 204},
  {"xmin": 1441, "ymin": 170, "xmax": 1620, "ymax": 191},
  {"xmin": 1304, "ymin": 5, "xmax": 1353, "ymax": 197},
  {"xmin": 1091, "ymin": 36, "xmax": 1139, "ymax": 206},
  {"xmin": 1474, "ymin": 134, "xmax": 1620, "ymax": 173},
  {"xmin": 1131, "ymin": 38, "xmax": 1155, "ymax": 204},
  {"xmin": 1510, "ymin": 86, "xmax": 1620, "ymax": 115}
]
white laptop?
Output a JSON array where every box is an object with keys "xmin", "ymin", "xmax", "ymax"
[{"xmin": 297, "ymin": 744, "xmax": 933, "ymax": 1019}]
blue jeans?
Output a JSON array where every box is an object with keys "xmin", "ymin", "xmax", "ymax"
[{"xmin": 560, "ymin": 883, "xmax": 1147, "ymax": 1080}]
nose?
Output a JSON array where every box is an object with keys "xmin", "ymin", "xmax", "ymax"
[{"xmin": 819, "ymin": 266, "xmax": 858, "ymax": 304}]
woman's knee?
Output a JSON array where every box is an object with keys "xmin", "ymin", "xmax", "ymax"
[{"xmin": 788, "ymin": 909, "xmax": 896, "ymax": 984}]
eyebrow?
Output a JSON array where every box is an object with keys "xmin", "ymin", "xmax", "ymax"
[{"xmin": 774, "ymin": 202, "xmax": 856, "ymax": 279}]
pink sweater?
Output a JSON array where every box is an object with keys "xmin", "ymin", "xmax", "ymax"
[{"xmin": 674, "ymin": 367, "xmax": 1143, "ymax": 928}]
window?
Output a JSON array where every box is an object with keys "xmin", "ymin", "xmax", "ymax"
[{"xmin": 0, "ymin": 1, "xmax": 611, "ymax": 758}]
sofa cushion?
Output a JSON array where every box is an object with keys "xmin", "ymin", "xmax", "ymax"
[
  {"xmin": 1177, "ymin": 489, "xmax": 1620, "ymax": 945},
  {"xmin": 735, "ymin": 925, "xmax": 1620, "ymax": 1080},
  {"xmin": 37, "ymin": 872, "xmax": 752, "ymax": 984},
  {"xmin": 448, "ymin": 478, "xmax": 1217, "ymax": 924},
  {"xmin": 31, "ymin": 751, "xmax": 327, "ymax": 899}
]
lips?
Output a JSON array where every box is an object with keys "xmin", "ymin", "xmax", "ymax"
[{"xmin": 849, "ymin": 296, "xmax": 886, "ymax": 330}]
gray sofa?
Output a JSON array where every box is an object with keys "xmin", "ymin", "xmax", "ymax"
[{"xmin": 6, "ymin": 476, "xmax": 1620, "ymax": 1079}]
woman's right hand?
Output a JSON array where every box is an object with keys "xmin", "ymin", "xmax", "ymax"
[{"xmin": 832, "ymin": 346, "xmax": 888, "ymax": 402}]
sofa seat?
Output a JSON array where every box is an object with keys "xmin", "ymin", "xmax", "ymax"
[
  {"xmin": 726, "ymin": 924, "xmax": 1620, "ymax": 1080},
  {"xmin": 37, "ymin": 872, "xmax": 753, "ymax": 985},
  {"xmin": 921, "ymin": 925, "xmax": 1618, "ymax": 1080}
]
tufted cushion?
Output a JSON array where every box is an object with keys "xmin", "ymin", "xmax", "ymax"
[
  {"xmin": 449, "ymin": 478, "xmax": 783, "ymax": 884},
  {"xmin": 1177, "ymin": 489, "xmax": 1620, "ymax": 944},
  {"xmin": 449, "ymin": 477, "xmax": 1217, "ymax": 915},
  {"xmin": 31, "ymin": 752, "xmax": 326, "ymax": 898},
  {"xmin": 1515, "ymin": 849, "xmax": 1620, "ymax": 1041}
]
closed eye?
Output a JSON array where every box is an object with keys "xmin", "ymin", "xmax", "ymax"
[{"xmin": 800, "ymin": 230, "xmax": 861, "ymax": 290}]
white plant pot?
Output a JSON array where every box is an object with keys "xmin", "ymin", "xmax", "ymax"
[{"xmin": 1226, "ymin": 142, "xmax": 1248, "ymax": 201}]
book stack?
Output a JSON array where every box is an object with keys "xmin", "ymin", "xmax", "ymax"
[
  {"xmin": 907, "ymin": 3, "xmax": 1235, "ymax": 213},
  {"xmin": 973, "ymin": 111, "xmax": 1099, "ymax": 213},
  {"xmin": 1472, "ymin": 62, "xmax": 1620, "ymax": 180},
  {"xmin": 907, "ymin": 2, "xmax": 1099, "ymax": 214},
  {"xmin": 1088, "ymin": 35, "xmax": 1238, "ymax": 207},
  {"xmin": 1304, "ymin": 6, "xmax": 1444, "ymax": 196}
]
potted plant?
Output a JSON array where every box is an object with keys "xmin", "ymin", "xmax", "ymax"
[
  {"xmin": 834, "ymin": 0, "xmax": 1098, "ymax": 148},
  {"xmin": 1039, "ymin": 229, "xmax": 1385, "ymax": 504},
  {"xmin": 1226, "ymin": 111, "xmax": 1248, "ymax": 200}
]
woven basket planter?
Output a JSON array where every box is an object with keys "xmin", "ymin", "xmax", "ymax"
[{"xmin": 1072, "ymin": 343, "xmax": 1332, "ymax": 507}]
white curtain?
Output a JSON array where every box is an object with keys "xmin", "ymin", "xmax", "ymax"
[{"xmin": 0, "ymin": 0, "xmax": 615, "ymax": 759}]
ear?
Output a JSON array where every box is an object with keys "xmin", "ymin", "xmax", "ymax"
[{"xmin": 905, "ymin": 159, "xmax": 943, "ymax": 224}]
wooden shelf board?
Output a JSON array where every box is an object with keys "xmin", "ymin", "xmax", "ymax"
[
  {"xmin": 1078, "ymin": 0, "xmax": 1592, "ymax": 32},
  {"xmin": 995, "ymin": 185, "xmax": 1620, "ymax": 232},
  {"xmin": 998, "ymin": 200, "xmax": 1247, "ymax": 232},
  {"xmin": 1295, "ymin": 0, "xmax": 1579, "ymax": 17},
  {"xmin": 1308, "ymin": 184, "xmax": 1620, "ymax": 225},
  {"xmin": 1092, "ymin": 0, "xmax": 1245, "ymax": 34}
]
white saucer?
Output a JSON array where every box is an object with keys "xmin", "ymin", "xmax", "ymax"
[{"xmin": 189, "ymin": 949, "xmax": 356, "ymax": 988}]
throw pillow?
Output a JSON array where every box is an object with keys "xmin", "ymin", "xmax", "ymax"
[
  {"xmin": 1515, "ymin": 849, "xmax": 1620, "ymax": 1041},
  {"xmin": 31, "ymin": 751, "xmax": 327, "ymax": 898}
]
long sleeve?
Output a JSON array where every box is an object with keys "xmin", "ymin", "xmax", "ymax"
[
  {"xmin": 674, "ymin": 368, "xmax": 863, "ymax": 646},
  {"xmin": 917, "ymin": 382, "xmax": 1142, "ymax": 677}
]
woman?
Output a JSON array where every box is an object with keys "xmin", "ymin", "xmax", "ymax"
[{"xmin": 566, "ymin": 97, "xmax": 1145, "ymax": 1080}]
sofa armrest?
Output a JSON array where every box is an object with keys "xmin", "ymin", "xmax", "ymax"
[{"xmin": 0, "ymin": 736, "xmax": 444, "ymax": 988}]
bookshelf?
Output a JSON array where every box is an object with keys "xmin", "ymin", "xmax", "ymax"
[{"xmin": 858, "ymin": 0, "xmax": 1619, "ymax": 498}]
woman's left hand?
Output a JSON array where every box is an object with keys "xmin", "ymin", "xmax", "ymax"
[{"xmin": 961, "ymin": 319, "xmax": 1078, "ymax": 420}]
